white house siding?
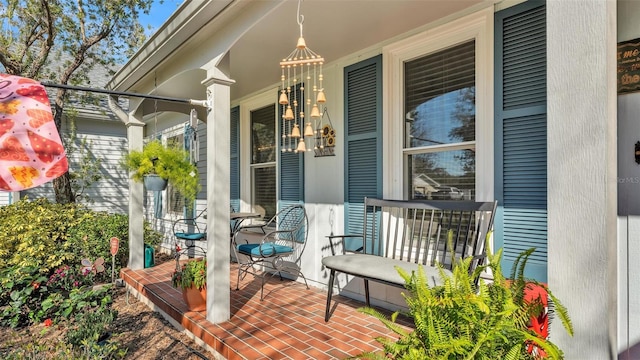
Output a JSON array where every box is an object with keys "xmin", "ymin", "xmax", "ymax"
[
  {"xmin": 0, "ymin": 191, "xmax": 13, "ymax": 206},
  {"xmin": 23, "ymin": 117, "xmax": 129, "ymax": 214},
  {"xmin": 617, "ymin": 0, "xmax": 640, "ymax": 357}
]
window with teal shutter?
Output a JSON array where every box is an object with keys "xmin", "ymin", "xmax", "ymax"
[
  {"xmin": 230, "ymin": 106, "xmax": 240, "ymax": 213},
  {"xmin": 278, "ymin": 84, "xmax": 304, "ymax": 209},
  {"xmin": 344, "ymin": 55, "xmax": 382, "ymax": 252},
  {"xmin": 494, "ymin": 1, "xmax": 548, "ymax": 282},
  {"xmin": 250, "ymin": 105, "xmax": 277, "ymax": 220}
]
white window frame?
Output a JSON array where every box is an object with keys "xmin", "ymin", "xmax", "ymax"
[
  {"xmin": 163, "ymin": 124, "xmax": 188, "ymax": 215},
  {"xmin": 382, "ymin": 8, "xmax": 494, "ymax": 202},
  {"xmin": 239, "ymin": 91, "xmax": 279, "ymax": 214}
]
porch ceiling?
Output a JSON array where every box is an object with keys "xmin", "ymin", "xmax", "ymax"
[
  {"xmin": 110, "ymin": 0, "xmax": 487, "ymax": 109},
  {"xmin": 228, "ymin": 0, "xmax": 485, "ymax": 100}
]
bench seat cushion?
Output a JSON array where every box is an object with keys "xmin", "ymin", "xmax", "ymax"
[{"xmin": 322, "ymin": 254, "xmax": 451, "ymax": 288}]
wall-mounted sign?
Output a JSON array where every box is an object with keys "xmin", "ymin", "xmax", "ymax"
[{"xmin": 618, "ymin": 38, "xmax": 640, "ymax": 94}]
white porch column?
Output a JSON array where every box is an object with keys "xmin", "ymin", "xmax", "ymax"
[
  {"xmin": 204, "ymin": 66, "xmax": 234, "ymax": 323},
  {"xmin": 127, "ymin": 120, "xmax": 145, "ymax": 270},
  {"xmin": 547, "ymin": 1, "xmax": 617, "ymax": 358},
  {"xmin": 109, "ymin": 95, "xmax": 146, "ymax": 271}
]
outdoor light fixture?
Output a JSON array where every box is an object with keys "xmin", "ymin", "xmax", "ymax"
[{"xmin": 279, "ymin": 0, "xmax": 335, "ymax": 156}]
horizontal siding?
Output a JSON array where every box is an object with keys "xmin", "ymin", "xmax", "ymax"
[{"xmin": 23, "ymin": 129, "xmax": 129, "ymax": 214}]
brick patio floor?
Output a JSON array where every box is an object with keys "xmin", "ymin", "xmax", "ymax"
[{"xmin": 121, "ymin": 258, "xmax": 413, "ymax": 359}]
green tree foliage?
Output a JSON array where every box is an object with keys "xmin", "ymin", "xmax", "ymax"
[{"xmin": 0, "ymin": 0, "xmax": 153, "ymax": 203}]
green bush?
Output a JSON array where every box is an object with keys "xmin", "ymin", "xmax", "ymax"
[
  {"xmin": 0, "ymin": 197, "xmax": 163, "ymax": 279},
  {"xmin": 0, "ymin": 198, "xmax": 87, "ymax": 271},
  {"xmin": 66, "ymin": 212, "xmax": 162, "ymax": 282},
  {"xmin": 0, "ymin": 266, "xmax": 49, "ymax": 328}
]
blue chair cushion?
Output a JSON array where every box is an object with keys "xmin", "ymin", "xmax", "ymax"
[
  {"xmin": 237, "ymin": 243, "xmax": 293, "ymax": 257},
  {"xmin": 175, "ymin": 232, "xmax": 206, "ymax": 241}
]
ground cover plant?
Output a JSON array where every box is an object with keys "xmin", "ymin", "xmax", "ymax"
[{"xmin": 0, "ymin": 197, "xmax": 164, "ymax": 358}]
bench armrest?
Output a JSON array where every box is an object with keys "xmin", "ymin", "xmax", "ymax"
[{"xmin": 326, "ymin": 234, "xmax": 364, "ymax": 255}]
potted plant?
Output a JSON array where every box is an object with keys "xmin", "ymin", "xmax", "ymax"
[
  {"xmin": 122, "ymin": 140, "xmax": 200, "ymax": 204},
  {"xmin": 171, "ymin": 258, "xmax": 206, "ymax": 311},
  {"xmin": 355, "ymin": 242, "xmax": 574, "ymax": 359}
]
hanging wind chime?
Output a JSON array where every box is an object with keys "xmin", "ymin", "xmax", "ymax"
[{"xmin": 279, "ymin": 0, "xmax": 335, "ymax": 156}]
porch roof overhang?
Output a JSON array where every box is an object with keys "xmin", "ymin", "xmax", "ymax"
[{"xmin": 107, "ymin": 0, "xmax": 491, "ymax": 109}]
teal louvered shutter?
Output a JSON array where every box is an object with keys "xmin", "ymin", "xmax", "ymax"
[
  {"xmin": 278, "ymin": 85, "xmax": 304, "ymax": 208},
  {"xmin": 230, "ymin": 106, "xmax": 240, "ymax": 212},
  {"xmin": 494, "ymin": 1, "xmax": 547, "ymax": 282},
  {"xmin": 344, "ymin": 55, "xmax": 382, "ymax": 252}
]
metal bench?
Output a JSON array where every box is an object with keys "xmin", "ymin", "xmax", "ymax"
[{"xmin": 322, "ymin": 197, "xmax": 497, "ymax": 322}]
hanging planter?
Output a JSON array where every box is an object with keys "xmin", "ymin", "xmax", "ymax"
[
  {"xmin": 121, "ymin": 140, "xmax": 200, "ymax": 204},
  {"xmin": 143, "ymin": 174, "xmax": 168, "ymax": 191}
]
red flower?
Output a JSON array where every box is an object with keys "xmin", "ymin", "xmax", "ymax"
[
  {"xmin": 31, "ymin": 282, "xmax": 40, "ymax": 290},
  {"xmin": 43, "ymin": 318, "xmax": 52, "ymax": 327}
]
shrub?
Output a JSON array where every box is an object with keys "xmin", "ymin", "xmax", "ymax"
[
  {"xmin": 0, "ymin": 266, "xmax": 49, "ymax": 328},
  {"xmin": 0, "ymin": 197, "xmax": 87, "ymax": 272},
  {"xmin": 355, "ymin": 246, "xmax": 574, "ymax": 360},
  {"xmin": 0, "ymin": 197, "xmax": 163, "ymax": 279},
  {"xmin": 66, "ymin": 212, "xmax": 162, "ymax": 282}
]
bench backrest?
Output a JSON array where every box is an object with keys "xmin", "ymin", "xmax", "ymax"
[{"xmin": 361, "ymin": 198, "xmax": 497, "ymax": 271}]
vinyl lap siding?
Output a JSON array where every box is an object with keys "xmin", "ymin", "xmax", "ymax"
[{"xmin": 23, "ymin": 122, "xmax": 129, "ymax": 214}]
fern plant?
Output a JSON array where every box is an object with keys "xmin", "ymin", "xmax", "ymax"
[
  {"xmin": 122, "ymin": 140, "xmax": 200, "ymax": 205},
  {"xmin": 354, "ymin": 239, "xmax": 573, "ymax": 360}
]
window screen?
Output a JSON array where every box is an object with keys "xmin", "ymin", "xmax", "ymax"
[{"xmin": 404, "ymin": 40, "xmax": 476, "ymax": 200}]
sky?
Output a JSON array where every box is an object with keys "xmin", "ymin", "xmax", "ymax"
[{"xmin": 139, "ymin": 0, "xmax": 184, "ymax": 36}]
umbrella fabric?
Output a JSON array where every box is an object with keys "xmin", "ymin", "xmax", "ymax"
[{"xmin": 0, "ymin": 73, "xmax": 68, "ymax": 191}]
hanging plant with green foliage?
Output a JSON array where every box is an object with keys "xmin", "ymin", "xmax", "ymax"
[
  {"xmin": 122, "ymin": 140, "xmax": 200, "ymax": 205},
  {"xmin": 354, "ymin": 239, "xmax": 574, "ymax": 360}
]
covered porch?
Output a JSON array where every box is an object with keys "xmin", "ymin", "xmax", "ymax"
[{"xmin": 121, "ymin": 258, "xmax": 412, "ymax": 359}]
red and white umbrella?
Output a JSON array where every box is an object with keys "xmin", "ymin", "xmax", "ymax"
[{"xmin": 0, "ymin": 73, "xmax": 68, "ymax": 191}]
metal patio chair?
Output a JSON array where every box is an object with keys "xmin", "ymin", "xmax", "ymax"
[
  {"xmin": 234, "ymin": 204, "xmax": 309, "ymax": 300},
  {"xmin": 173, "ymin": 208, "xmax": 207, "ymax": 270}
]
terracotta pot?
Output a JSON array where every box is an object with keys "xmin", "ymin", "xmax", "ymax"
[{"xmin": 182, "ymin": 285, "xmax": 206, "ymax": 312}]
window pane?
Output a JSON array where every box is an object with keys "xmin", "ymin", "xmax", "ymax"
[
  {"xmin": 253, "ymin": 166, "xmax": 276, "ymax": 220},
  {"xmin": 404, "ymin": 40, "xmax": 475, "ymax": 148},
  {"xmin": 167, "ymin": 133, "xmax": 185, "ymax": 213},
  {"xmin": 251, "ymin": 105, "xmax": 275, "ymax": 164},
  {"xmin": 168, "ymin": 184, "xmax": 185, "ymax": 213},
  {"xmin": 408, "ymin": 150, "xmax": 475, "ymax": 200}
]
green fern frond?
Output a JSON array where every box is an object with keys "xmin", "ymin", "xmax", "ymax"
[
  {"xmin": 357, "ymin": 307, "xmax": 410, "ymax": 338},
  {"xmin": 354, "ymin": 241, "xmax": 573, "ymax": 360},
  {"xmin": 546, "ymin": 287, "xmax": 574, "ymax": 337},
  {"xmin": 504, "ymin": 342, "xmax": 522, "ymax": 360}
]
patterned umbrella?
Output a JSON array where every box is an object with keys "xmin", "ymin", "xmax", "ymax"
[{"xmin": 0, "ymin": 73, "xmax": 68, "ymax": 191}]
